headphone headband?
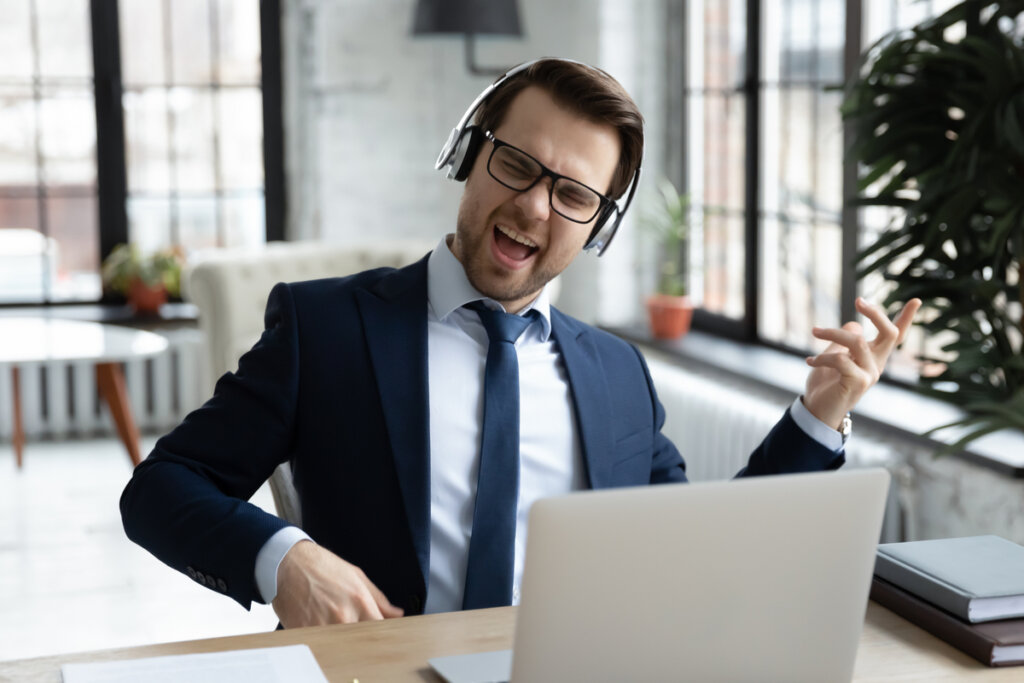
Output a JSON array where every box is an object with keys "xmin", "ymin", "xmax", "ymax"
[{"xmin": 435, "ymin": 58, "xmax": 588, "ymax": 171}]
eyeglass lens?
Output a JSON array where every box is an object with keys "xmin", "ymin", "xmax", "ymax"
[{"xmin": 488, "ymin": 145, "xmax": 603, "ymax": 223}]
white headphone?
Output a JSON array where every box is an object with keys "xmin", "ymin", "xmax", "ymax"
[{"xmin": 434, "ymin": 58, "xmax": 641, "ymax": 256}]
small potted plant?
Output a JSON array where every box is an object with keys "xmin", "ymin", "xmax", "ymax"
[
  {"xmin": 642, "ymin": 177, "xmax": 694, "ymax": 340},
  {"xmin": 101, "ymin": 244, "xmax": 184, "ymax": 314}
]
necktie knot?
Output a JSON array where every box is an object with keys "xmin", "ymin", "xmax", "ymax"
[{"xmin": 470, "ymin": 302, "xmax": 537, "ymax": 345}]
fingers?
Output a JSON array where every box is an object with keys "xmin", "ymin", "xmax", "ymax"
[
  {"xmin": 806, "ymin": 351, "xmax": 870, "ymax": 379},
  {"xmin": 273, "ymin": 541, "xmax": 402, "ymax": 627},
  {"xmin": 366, "ymin": 579, "xmax": 405, "ymax": 618},
  {"xmin": 814, "ymin": 297, "xmax": 921, "ymax": 363},
  {"xmin": 854, "ymin": 297, "xmax": 900, "ymax": 349},
  {"xmin": 891, "ymin": 298, "xmax": 922, "ymax": 344},
  {"xmin": 812, "ymin": 325, "xmax": 873, "ymax": 368}
]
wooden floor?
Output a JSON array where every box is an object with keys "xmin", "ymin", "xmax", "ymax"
[{"xmin": 0, "ymin": 436, "xmax": 279, "ymax": 662}]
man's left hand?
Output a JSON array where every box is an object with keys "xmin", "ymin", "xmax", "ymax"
[{"xmin": 803, "ymin": 297, "xmax": 922, "ymax": 432}]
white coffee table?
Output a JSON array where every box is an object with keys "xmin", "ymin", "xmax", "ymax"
[{"xmin": 0, "ymin": 318, "xmax": 169, "ymax": 468}]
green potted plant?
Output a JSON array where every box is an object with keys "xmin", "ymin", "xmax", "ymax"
[
  {"xmin": 101, "ymin": 244, "xmax": 184, "ymax": 314},
  {"xmin": 842, "ymin": 0, "xmax": 1024, "ymax": 451},
  {"xmin": 642, "ymin": 177, "xmax": 694, "ymax": 340}
]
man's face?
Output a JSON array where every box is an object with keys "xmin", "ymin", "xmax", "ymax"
[{"xmin": 451, "ymin": 86, "xmax": 621, "ymax": 313}]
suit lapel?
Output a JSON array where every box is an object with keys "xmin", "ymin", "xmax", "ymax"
[
  {"xmin": 355, "ymin": 256, "xmax": 431, "ymax": 587},
  {"xmin": 550, "ymin": 309, "xmax": 616, "ymax": 489}
]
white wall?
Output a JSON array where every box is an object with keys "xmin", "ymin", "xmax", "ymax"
[{"xmin": 281, "ymin": 0, "xmax": 669, "ymax": 325}]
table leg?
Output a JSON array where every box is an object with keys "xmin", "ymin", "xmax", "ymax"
[
  {"xmin": 95, "ymin": 362, "xmax": 142, "ymax": 467},
  {"xmin": 11, "ymin": 367, "xmax": 24, "ymax": 468}
]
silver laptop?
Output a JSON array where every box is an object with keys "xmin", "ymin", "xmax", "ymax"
[{"xmin": 430, "ymin": 468, "xmax": 890, "ymax": 683}]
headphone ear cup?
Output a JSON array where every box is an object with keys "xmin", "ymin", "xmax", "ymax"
[
  {"xmin": 449, "ymin": 126, "xmax": 485, "ymax": 182},
  {"xmin": 585, "ymin": 203, "xmax": 618, "ymax": 250}
]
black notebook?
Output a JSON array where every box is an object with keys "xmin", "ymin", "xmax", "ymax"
[{"xmin": 871, "ymin": 576, "xmax": 1024, "ymax": 667}]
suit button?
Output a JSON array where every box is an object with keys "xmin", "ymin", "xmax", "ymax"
[
  {"xmin": 196, "ymin": 572, "xmax": 207, "ymax": 586},
  {"xmin": 186, "ymin": 566, "xmax": 197, "ymax": 580},
  {"xmin": 217, "ymin": 579, "xmax": 228, "ymax": 593},
  {"xmin": 205, "ymin": 573, "xmax": 216, "ymax": 587}
]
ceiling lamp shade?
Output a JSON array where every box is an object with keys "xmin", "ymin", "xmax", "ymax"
[
  {"xmin": 411, "ymin": 0, "xmax": 524, "ymax": 75},
  {"xmin": 412, "ymin": 0, "xmax": 522, "ymax": 37}
]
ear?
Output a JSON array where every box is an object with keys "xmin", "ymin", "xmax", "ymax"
[{"xmin": 449, "ymin": 126, "xmax": 485, "ymax": 182}]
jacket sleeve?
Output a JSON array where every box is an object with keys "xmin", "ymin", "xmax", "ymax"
[
  {"xmin": 735, "ymin": 409, "xmax": 845, "ymax": 477},
  {"xmin": 119, "ymin": 282, "xmax": 303, "ymax": 609},
  {"xmin": 634, "ymin": 346, "xmax": 844, "ymax": 484}
]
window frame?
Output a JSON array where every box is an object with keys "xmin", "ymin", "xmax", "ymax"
[
  {"xmin": 678, "ymin": 0, "xmax": 863, "ymax": 350},
  {"xmin": 0, "ymin": 0, "xmax": 284, "ymax": 308}
]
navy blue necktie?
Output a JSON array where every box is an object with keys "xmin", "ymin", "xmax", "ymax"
[{"xmin": 462, "ymin": 303, "xmax": 536, "ymax": 610}]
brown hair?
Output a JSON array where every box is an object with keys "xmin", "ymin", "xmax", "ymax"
[{"xmin": 474, "ymin": 58, "xmax": 644, "ymax": 200}]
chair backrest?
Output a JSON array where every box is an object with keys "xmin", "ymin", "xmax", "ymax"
[
  {"xmin": 183, "ymin": 239, "xmax": 435, "ymax": 525},
  {"xmin": 184, "ymin": 239, "xmax": 436, "ymax": 392}
]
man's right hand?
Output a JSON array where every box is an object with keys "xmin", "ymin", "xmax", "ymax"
[{"xmin": 272, "ymin": 540, "xmax": 404, "ymax": 628}]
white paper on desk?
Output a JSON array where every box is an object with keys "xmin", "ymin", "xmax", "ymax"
[{"xmin": 60, "ymin": 644, "xmax": 327, "ymax": 683}]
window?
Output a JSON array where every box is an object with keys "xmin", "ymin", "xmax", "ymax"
[
  {"xmin": 0, "ymin": 0, "xmax": 98, "ymax": 302},
  {"xmin": 679, "ymin": 0, "xmax": 959, "ymax": 372},
  {"xmin": 0, "ymin": 0, "xmax": 282, "ymax": 305},
  {"xmin": 684, "ymin": 0, "xmax": 748, "ymax": 326}
]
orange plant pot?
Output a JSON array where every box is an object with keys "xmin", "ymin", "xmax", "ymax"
[
  {"xmin": 128, "ymin": 278, "xmax": 168, "ymax": 314},
  {"xmin": 646, "ymin": 294, "xmax": 694, "ymax": 340}
]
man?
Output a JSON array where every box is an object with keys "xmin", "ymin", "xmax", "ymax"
[{"xmin": 120, "ymin": 59, "xmax": 920, "ymax": 629}]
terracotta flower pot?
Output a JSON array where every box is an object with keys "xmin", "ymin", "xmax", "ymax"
[
  {"xmin": 646, "ymin": 294, "xmax": 694, "ymax": 340},
  {"xmin": 127, "ymin": 277, "xmax": 168, "ymax": 314}
]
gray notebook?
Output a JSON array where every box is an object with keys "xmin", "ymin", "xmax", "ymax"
[{"xmin": 875, "ymin": 535, "xmax": 1024, "ymax": 623}]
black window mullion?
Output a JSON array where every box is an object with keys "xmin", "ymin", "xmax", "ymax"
[
  {"xmin": 90, "ymin": 0, "xmax": 128, "ymax": 290},
  {"xmin": 261, "ymin": 0, "xmax": 285, "ymax": 242},
  {"xmin": 840, "ymin": 0, "xmax": 862, "ymax": 324},
  {"xmin": 743, "ymin": 0, "xmax": 761, "ymax": 341}
]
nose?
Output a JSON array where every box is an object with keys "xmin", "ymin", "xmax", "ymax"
[{"xmin": 514, "ymin": 180, "xmax": 551, "ymax": 222}]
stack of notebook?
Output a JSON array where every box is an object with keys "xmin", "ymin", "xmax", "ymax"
[{"xmin": 871, "ymin": 535, "xmax": 1024, "ymax": 667}]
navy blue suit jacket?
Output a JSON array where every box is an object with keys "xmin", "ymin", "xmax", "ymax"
[{"xmin": 120, "ymin": 254, "xmax": 843, "ymax": 615}]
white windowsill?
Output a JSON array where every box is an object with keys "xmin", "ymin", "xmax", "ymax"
[{"xmin": 609, "ymin": 326, "xmax": 1024, "ymax": 478}]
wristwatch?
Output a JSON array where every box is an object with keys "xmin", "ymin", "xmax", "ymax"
[{"xmin": 839, "ymin": 412, "xmax": 852, "ymax": 446}]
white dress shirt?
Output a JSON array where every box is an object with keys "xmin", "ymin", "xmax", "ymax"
[
  {"xmin": 253, "ymin": 236, "xmax": 844, "ymax": 606},
  {"xmin": 421, "ymin": 236, "xmax": 585, "ymax": 612}
]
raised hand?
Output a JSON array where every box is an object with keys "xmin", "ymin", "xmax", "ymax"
[
  {"xmin": 272, "ymin": 540, "xmax": 404, "ymax": 628},
  {"xmin": 803, "ymin": 297, "xmax": 922, "ymax": 432}
]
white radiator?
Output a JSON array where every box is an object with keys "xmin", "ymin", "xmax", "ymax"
[
  {"xmin": 0, "ymin": 328, "xmax": 206, "ymax": 441},
  {"xmin": 646, "ymin": 356, "xmax": 906, "ymax": 541}
]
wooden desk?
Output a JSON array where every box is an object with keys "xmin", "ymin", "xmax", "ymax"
[{"xmin": 0, "ymin": 602, "xmax": 1016, "ymax": 682}]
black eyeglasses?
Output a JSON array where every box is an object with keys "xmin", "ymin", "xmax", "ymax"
[{"xmin": 483, "ymin": 131, "xmax": 614, "ymax": 224}]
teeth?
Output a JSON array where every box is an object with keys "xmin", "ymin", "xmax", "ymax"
[{"xmin": 496, "ymin": 224, "xmax": 538, "ymax": 249}]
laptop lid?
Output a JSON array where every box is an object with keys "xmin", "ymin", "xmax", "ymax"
[
  {"xmin": 431, "ymin": 468, "xmax": 890, "ymax": 683},
  {"xmin": 508, "ymin": 468, "xmax": 890, "ymax": 682}
]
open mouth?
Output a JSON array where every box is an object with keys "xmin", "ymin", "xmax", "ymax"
[{"xmin": 493, "ymin": 224, "xmax": 539, "ymax": 262}]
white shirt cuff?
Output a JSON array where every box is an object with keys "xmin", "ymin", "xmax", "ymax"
[
  {"xmin": 789, "ymin": 396, "xmax": 846, "ymax": 453},
  {"xmin": 254, "ymin": 526, "xmax": 312, "ymax": 603}
]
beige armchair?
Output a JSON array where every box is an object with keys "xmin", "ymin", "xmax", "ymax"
[{"xmin": 183, "ymin": 239, "xmax": 435, "ymax": 526}]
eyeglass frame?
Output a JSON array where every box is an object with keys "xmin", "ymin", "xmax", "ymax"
[{"xmin": 482, "ymin": 130, "xmax": 618, "ymax": 225}]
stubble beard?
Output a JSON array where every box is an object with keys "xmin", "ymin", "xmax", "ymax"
[{"xmin": 454, "ymin": 212, "xmax": 558, "ymax": 309}]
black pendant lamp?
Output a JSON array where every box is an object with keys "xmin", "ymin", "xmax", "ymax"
[{"xmin": 411, "ymin": 0, "xmax": 523, "ymax": 76}]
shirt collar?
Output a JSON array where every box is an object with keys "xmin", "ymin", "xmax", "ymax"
[{"xmin": 427, "ymin": 235, "xmax": 552, "ymax": 339}]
